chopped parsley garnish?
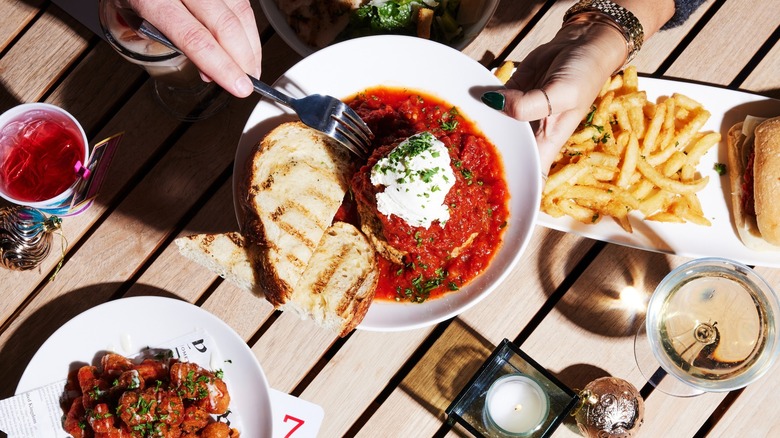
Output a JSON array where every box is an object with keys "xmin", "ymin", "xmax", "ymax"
[
  {"xmin": 713, "ymin": 162, "xmax": 726, "ymax": 175},
  {"xmin": 395, "ymin": 267, "xmax": 449, "ymax": 303},
  {"xmin": 585, "ymin": 105, "xmax": 597, "ymax": 125}
]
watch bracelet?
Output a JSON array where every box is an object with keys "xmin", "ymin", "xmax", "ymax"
[
  {"xmin": 562, "ymin": 12, "xmax": 632, "ymax": 75},
  {"xmin": 563, "ymin": 0, "xmax": 644, "ymax": 69}
]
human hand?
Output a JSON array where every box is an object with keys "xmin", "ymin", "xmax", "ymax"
[
  {"xmin": 482, "ymin": 22, "xmax": 627, "ymax": 173},
  {"xmin": 123, "ymin": 0, "xmax": 262, "ymax": 98}
]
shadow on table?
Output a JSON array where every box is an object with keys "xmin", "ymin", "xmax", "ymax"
[
  {"xmin": 536, "ymin": 229, "xmax": 673, "ymax": 339},
  {"xmin": 0, "ymin": 283, "xmax": 180, "ymax": 400}
]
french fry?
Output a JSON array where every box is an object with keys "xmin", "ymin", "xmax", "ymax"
[
  {"xmin": 540, "ymin": 65, "xmax": 721, "ymax": 231},
  {"xmin": 493, "ymin": 61, "xmax": 515, "ymax": 85},
  {"xmin": 617, "ymin": 133, "xmax": 639, "ymax": 188},
  {"xmin": 636, "ymin": 158, "xmax": 709, "ymax": 194},
  {"xmin": 417, "ymin": 8, "xmax": 434, "ymax": 39},
  {"xmin": 543, "ymin": 161, "xmax": 589, "ymax": 195}
]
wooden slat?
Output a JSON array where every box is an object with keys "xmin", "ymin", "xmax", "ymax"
[
  {"xmin": 0, "ymin": 0, "xmax": 44, "ymax": 52},
  {"xmin": 665, "ymin": 0, "xmax": 780, "ymax": 85},
  {"xmin": 251, "ymin": 312, "xmax": 338, "ymax": 392},
  {"xmin": 45, "ymin": 42, "xmax": 144, "ymax": 134},
  {"xmin": 299, "ymin": 327, "xmax": 436, "ymax": 436},
  {"xmin": 503, "ymin": 1, "xmax": 573, "ymax": 66},
  {"xmin": 461, "ymin": 0, "xmax": 546, "ymax": 66},
  {"xmin": 741, "ymin": 35, "xmax": 780, "ymax": 97},
  {"xmin": 633, "ymin": 0, "xmax": 717, "ymax": 73},
  {"xmin": 0, "ymin": 7, "xmax": 91, "ymax": 108}
]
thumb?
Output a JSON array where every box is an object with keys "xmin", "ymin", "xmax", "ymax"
[{"xmin": 501, "ymin": 88, "xmax": 552, "ymax": 122}]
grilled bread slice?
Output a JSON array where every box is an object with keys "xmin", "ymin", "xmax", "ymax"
[
  {"xmin": 241, "ymin": 121, "xmax": 353, "ymax": 307},
  {"xmin": 174, "ymin": 232, "xmax": 259, "ymax": 294},
  {"xmin": 281, "ymin": 221, "xmax": 378, "ymax": 336},
  {"xmin": 175, "ymin": 222, "xmax": 377, "ymax": 336}
]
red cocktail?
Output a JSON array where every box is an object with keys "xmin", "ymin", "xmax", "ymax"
[{"xmin": 0, "ymin": 104, "xmax": 88, "ymax": 205}]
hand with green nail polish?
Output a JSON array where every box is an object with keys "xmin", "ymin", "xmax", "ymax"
[{"xmin": 478, "ymin": 0, "xmax": 702, "ymax": 173}]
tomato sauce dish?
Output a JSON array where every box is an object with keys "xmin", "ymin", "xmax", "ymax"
[{"xmin": 234, "ymin": 35, "xmax": 541, "ymax": 331}]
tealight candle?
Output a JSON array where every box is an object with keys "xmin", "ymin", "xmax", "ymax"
[{"xmin": 485, "ymin": 374, "xmax": 549, "ymax": 436}]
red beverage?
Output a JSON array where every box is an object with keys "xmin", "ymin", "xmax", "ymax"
[{"xmin": 0, "ymin": 109, "xmax": 86, "ymax": 203}]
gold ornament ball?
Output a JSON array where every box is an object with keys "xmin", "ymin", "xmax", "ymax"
[
  {"xmin": 575, "ymin": 377, "xmax": 644, "ymax": 438},
  {"xmin": 0, "ymin": 206, "xmax": 60, "ymax": 271}
]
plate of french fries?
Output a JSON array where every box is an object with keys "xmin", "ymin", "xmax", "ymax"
[{"xmin": 533, "ymin": 66, "xmax": 780, "ymax": 268}]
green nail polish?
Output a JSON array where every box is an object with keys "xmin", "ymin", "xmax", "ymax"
[{"xmin": 481, "ymin": 91, "xmax": 505, "ymax": 111}]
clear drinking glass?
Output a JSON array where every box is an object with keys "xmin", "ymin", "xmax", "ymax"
[
  {"xmin": 98, "ymin": 0, "xmax": 227, "ymax": 121},
  {"xmin": 635, "ymin": 257, "xmax": 780, "ymax": 396}
]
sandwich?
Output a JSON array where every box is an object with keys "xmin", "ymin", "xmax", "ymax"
[
  {"xmin": 726, "ymin": 115, "xmax": 780, "ymax": 250},
  {"xmin": 176, "ymin": 121, "xmax": 379, "ymax": 336}
]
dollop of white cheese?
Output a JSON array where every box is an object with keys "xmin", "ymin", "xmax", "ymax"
[{"xmin": 370, "ymin": 132, "xmax": 455, "ymax": 228}]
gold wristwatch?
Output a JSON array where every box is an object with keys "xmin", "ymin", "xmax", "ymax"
[{"xmin": 563, "ymin": 0, "xmax": 644, "ymax": 68}]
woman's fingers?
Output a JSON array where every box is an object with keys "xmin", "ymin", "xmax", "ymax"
[{"xmin": 533, "ymin": 110, "xmax": 586, "ymax": 173}]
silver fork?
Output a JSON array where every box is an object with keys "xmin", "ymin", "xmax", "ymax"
[{"xmin": 128, "ymin": 14, "xmax": 372, "ymax": 159}]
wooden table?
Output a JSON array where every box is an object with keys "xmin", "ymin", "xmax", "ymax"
[{"xmin": 2, "ymin": 0, "xmax": 779, "ymax": 436}]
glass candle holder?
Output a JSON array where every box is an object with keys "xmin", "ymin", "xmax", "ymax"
[{"xmin": 446, "ymin": 339, "xmax": 579, "ymax": 437}]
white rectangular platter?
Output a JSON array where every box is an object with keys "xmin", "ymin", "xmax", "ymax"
[{"xmin": 536, "ymin": 77, "xmax": 780, "ymax": 268}]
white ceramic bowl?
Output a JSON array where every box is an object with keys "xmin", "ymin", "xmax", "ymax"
[
  {"xmin": 260, "ymin": 0, "xmax": 499, "ymax": 56},
  {"xmin": 234, "ymin": 35, "xmax": 541, "ymax": 331}
]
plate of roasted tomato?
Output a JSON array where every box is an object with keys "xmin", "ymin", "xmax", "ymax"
[
  {"xmin": 16, "ymin": 296, "xmax": 272, "ymax": 437},
  {"xmin": 234, "ymin": 35, "xmax": 541, "ymax": 331}
]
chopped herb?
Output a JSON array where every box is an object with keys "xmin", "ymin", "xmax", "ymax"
[
  {"xmin": 585, "ymin": 105, "xmax": 597, "ymax": 125},
  {"xmin": 714, "ymin": 162, "xmax": 726, "ymax": 175},
  {"xmin": 440, "ymin": 119, "xmax": 458, "ymax": 131}
]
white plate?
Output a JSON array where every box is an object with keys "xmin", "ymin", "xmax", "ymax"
[
  {"xmin": 234, "ymin": 35, "xmax": 541, "ymax": 331},
  {"xmin": 16, "ymin": 296, "xmax": 273, "ymax": 437},
  {"xmin": 260, "ymin": 0, "xmax": 499, "ymax": 56},
  {"xmin": 536, "ymin": 77, "xmax": 780, "ymax": 268}
]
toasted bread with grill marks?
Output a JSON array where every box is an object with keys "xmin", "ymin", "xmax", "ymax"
[
  {"xmin": 241, "ymin": 121, "xmax": 353, "ymax": 307},
  {"xmin": 282, "ymin": 221, "xmax": 378, "ymax": 336},
  {"xmin": 174, "ymin": 232, "xmax": 260, "ymax": 294},
  {"xmin": 175, "ymin": 222, "xmax": 376, "ymax": 336}
]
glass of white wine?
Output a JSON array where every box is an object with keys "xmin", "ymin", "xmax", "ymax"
[{"xmin": 635, "ymin": 258, "xmax": 780, "ymax": 397}]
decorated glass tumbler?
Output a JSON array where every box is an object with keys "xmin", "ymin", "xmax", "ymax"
[
  {"xmin": 98, "ymin": 0, "xmax": 227, "ymax": 121},
  {"xmin": 0, "ymin": 103, "xmax": 89, "ymax": 215}
]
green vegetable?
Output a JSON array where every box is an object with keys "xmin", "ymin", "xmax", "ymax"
[
  {"xmin": 341, "ymin": 0, "xmax": 466, "ymax": 44},
  {"xmin": 713, "ymin": 162, "xmax": 726, "ymax": 175}
]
